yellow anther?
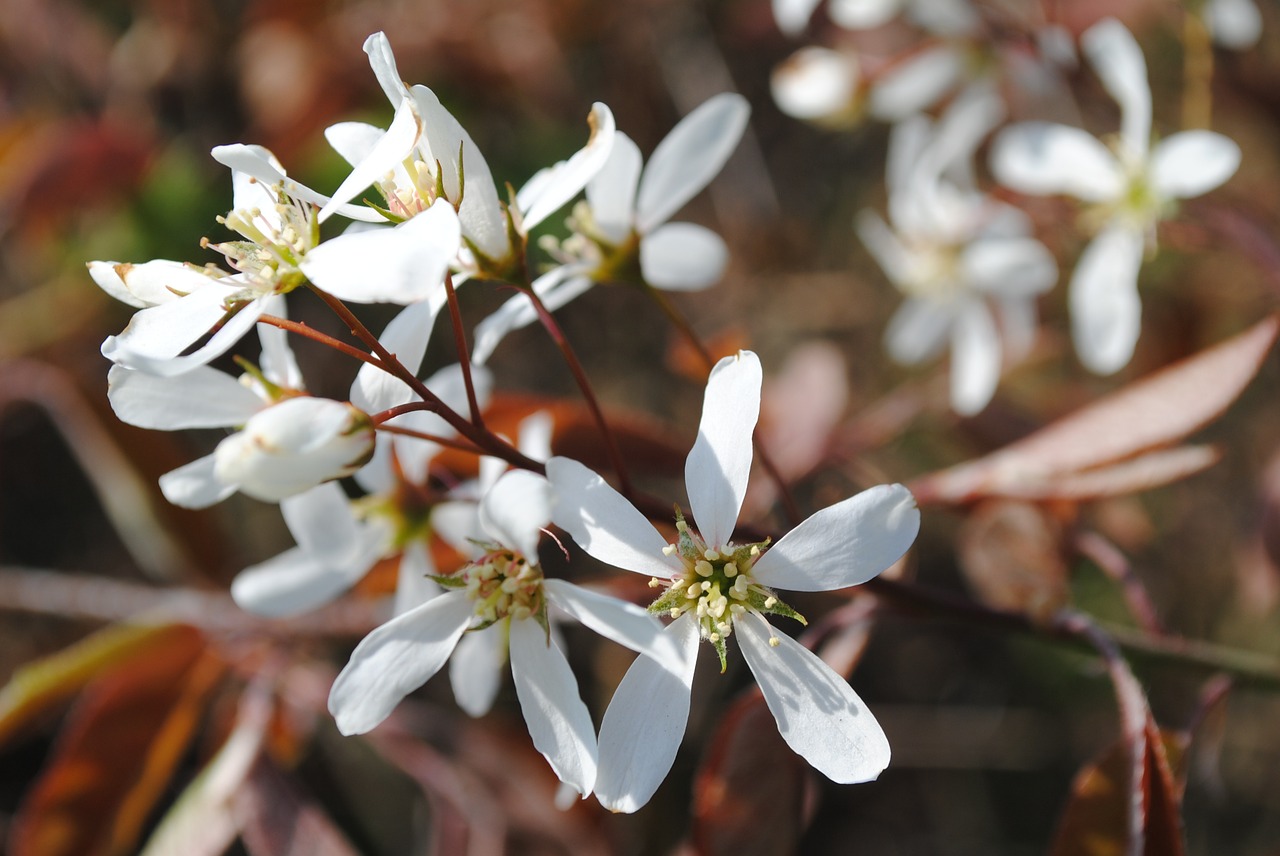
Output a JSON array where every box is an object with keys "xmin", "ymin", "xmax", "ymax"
[
  {"xmin": 723, "ymin": 562, "xmax": 738, "ymax": 578},
  {"xmin": 648, "ymin": 577, "xmax": 662, "ymax": 588},
  {"xmin": 704, "ymin": 549, "xmax": 720, "ymax": 561},
  {"xmin": 764, "ymin": 596, "xmax": 777, "ymax": 608},
  {"xmin": 695, "ymin": 560, "xmax": 714, "ymax": 577},
  {"xmin": 768, "ymin": 636, "xmax": 781, "ymax": 647},
  {"xmin": 662, "ymin": 544, "xmax": 677, "ymax": 556}
]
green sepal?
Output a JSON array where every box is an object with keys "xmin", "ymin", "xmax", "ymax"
[
  {"xmin": 363, "ymin": 199, "xmax": 406, "ymax": 224},
  {"xmin": 648, "ymin": 586, "xmax": 686, "ymax": 616},
  {"xmin": 533, "ymin": 599, "xmax": 552, "ymax": 644},
  {"xmin": 712, "ymin": 633, "xmax": 729, "ymax": 673},
  {"xmin": 746, "ymin": 589, "xmax": 807, "ymax": 626},
  {"xmin": 429, "ymin": 574, "xmax": 468, "ymax": 590}
]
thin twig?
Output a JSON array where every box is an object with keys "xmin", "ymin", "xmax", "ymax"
[{"xmin": 443, "ymin": 272, "xmax": 485, "ymax": 428}]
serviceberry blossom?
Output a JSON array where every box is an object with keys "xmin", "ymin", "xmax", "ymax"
[
  {"xmin": 990, "ymin": 18, "xmax": 1241, "ymax": 374},
  {"xmin": 857, "ymin": 89, "xmax": 1057, "ymax": 414},
  {"xmin": 327, "ymin": 470, "xmax": 677, "ymax": 800},
  {"xmin": 546, "ymin": 350, "xmax": 920, "ymax": 812},
  {"xmin": 1203, "ymin": 0, "xmax": 1262, "ymax": 49},
  {"xmin": 471, "ymin": 93, "xmax": 749, "ymax": 365}
]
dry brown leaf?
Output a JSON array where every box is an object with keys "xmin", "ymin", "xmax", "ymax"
[{"xmin": 957, "ymin": 501, "xmax": 1070, "ymax": 623}]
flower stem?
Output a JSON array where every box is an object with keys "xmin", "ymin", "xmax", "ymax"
[{"xmin": 443, "ymin": 272, "xmax": 485, "ymax": 428}]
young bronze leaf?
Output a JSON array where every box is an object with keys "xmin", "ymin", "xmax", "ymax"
[
  {"xmin": 957, "ymin": 500, "xmax": 1070, "ymax": 623},
  {"xmin": 692, "ymin": 691, "xmax": 809, "ymax": 856},
  {"xmin": 911, "ymin": 316, "xmax": 1278, "ymax": 504},
  {"xmin": 8, "ymin": 625, "xmax": 216, "ymax": 856}
]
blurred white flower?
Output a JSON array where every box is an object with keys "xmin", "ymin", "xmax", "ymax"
[
  {"xmin": 990, "ymin": 18, "xmax": 1241, "ymax": 374},
  {"xmin": 547, "ymin": 350, "xmax": 920, "ymax": 812},
  {"xmin": 1204, "ymin": 0, "xmax": 1262, "ymax": 49},
  {"xmin": 860, "ymin": 89, "xmax": 1057, "ymax": 414}
]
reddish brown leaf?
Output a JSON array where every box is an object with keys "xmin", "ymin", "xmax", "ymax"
[
  {"xmin": 9, "ymin": 625, "xmax": 219, "ymax": 856},
  {"xmin": 910, "ymin": 316, "xmax": 1278, "ymax": 504},
  {"xmin": 692, "ymin": 692, "xmax": 809, "ymax": 856},
  {"xmin": 957, "ymin": 501, "xmax": 1070, "ymax": 623}
]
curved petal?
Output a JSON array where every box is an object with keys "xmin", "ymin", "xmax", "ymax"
[
  {"xmin": 1206, "ymin": 0, "xmax": 1262, "ymax": 49},
  {"xmin": 518, "ymin": 410, "xmax": 554, "ymax": 463},
  {"xmin": 508, "ymin": 618, "xmax": 598, "ymax": 798},
  {"xmin": 1081, "ymin": 18, "xmax": 1151, "ymax": 158},
  {"xmin": 324, "ymin": 121, "xmax": 387, "ymax": 167},
  {"xmin": 231, "ymin": 537, "xmax": 379, "ymax": 618},
  {"xmin": 281, "ymin": 483, "xmax": 360, "ymax": 560},
  {"xmin": 685, "ymin": 351, "xmax": 761, "ymax": 547},
  {"xmin": 450, "ymin": 624, "xmax": 507, "ymax": 717},
  {"xmin": 586, "ymin": 132, "xmax": 642, "ymax": 244},
  {"xmin": 1148, "ymin": 131, "xmax": 1240, "ymax": 199},
  {"xmin": 883, "ymin": 298, "xmax": 953, "ymax": 366},
  {"xmin": 363, "ymin": 32, "xmax": 411, "ymax": 107},
  {"xmin": 753, "ymin": 483, "xmax": 919, "ymax": 591},
  {"xmin": 950, "ymin": 299, "xmax": 1001, "ymax": 416},
  {"xmin": 328, "ymin": 590, "xmax": 473, "ymax": 735},
  {"xmin": 302, "ymin": 200, "xmax": 460, "ymax": 304},
  {"xmin": 107, "ymin": 364, "xmax": 261, "ymax": 429},
  {"xmin": 546, "ymin": 457, "xmax": 682, "ymax": 578},
  {"xmin": 431, "ymin": 499, "xmax": 486, "ymax": 559},
  {"xmin": 317, "ymin": 97, "xmax": 419, "ymax": 223},
  {"xmin": 594, "ymin": 613, "xmax": 701, "ymax": 813},
  {"xmin": 960, "ymin": 237, "xmax": 1058, "ymax": 297},
  {"xmin": 158, "ymin": 453, "xmax": 235, "ymax": 509},
  {"xmin": 636, "ymin": 94, "xmax": 750, "ymax": 233},
  {"xmin": 393, "ymin": 540, "xmax": 442, "ymax": 616},
  {"xmin": 829, "ymin": 0, "xmax": 901, "ymax": 29},
  {"xmin": 101, "ymin": 282, "xmax": 239, "ymax": 362},
  {"xmin": 989, "ymin": 122, "xmax": 1124, "ymax": 202},
  {"xmin": 854, "ymin": 209, "xmax": 911, "ymax": 285},
  {"xmin": 544, "ymin": 579, "xmax": 678, "ymax": 662},
  {"xmin": 639, "ymin": 223, "xmax": 728, "ymax": 291},
  {"xmin": 737, "ymin": 614, "xmax": 890, "ymax": 783},
  {"xmin": 470, "ymin": 266, "xmax": 593, "ymax": 366},
  {"xmin": 866, "ymin": 45, "xmax": 964, "ymax": 121},
  {"xmin": 350, "ymin": 297, "xmax": 445, "ymax": 412},
  {"xmin": 772, "ymin": 0, "xmax": 824, "ymax": 35},
  {"xmin": 1069, "ymin": 224, "xmax": 1145, "ymax": 375},
  {"xmin": 479, "ymin": 470, "xmax": 551, "ymax": 559},
  {"xmin": 210, "ymin": 144, "xmax": 382, "ymax": 223},
  {"xmin": 89, "ymin": 259, "xmax": 206, "ymax": 308},
  {"xmin": 519, "ymin": 103, "xmax": 616, "ymax": 232},
  {"xmin": 771, "ymin": 47, "xmax": 859, "ymax": 122},
  {"xmin": 103, "ymin": 290, "xmax": 267, "ymax": 377}
]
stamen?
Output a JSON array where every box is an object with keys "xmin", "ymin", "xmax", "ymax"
[{"xmin": 704, "ymin": 549, "xmax": 720, "ymax": 561}]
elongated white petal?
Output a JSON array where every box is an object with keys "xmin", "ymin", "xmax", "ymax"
[
  {"xmin": 546, "ymin": 457, "xmax": 682, "ymax": 578},
  {"xmin": 855, "ymin": 209, "xmax": 912, "ymax": 285},
  {"xmin": 829, "ymin": 0, "xmax": 901, "ymax": 29},
  {"xmin": 256, "ymin": 297, "xmax": 303, "ymax": 390},
  {"xmin": 210, "ymin": 144, "xmax": 383, "ymax": 223},
  {"xmin": 595, "ymin": 613, "xmax": 700, "ymax": 813},
  {"xmin": 102, "ymin": 282, "xmax": 240, "ymax": 362},
  {"xmin": 411, "ymin": 85, "xmax": 509, "ymax": 263},
  {"xmin": 771, "ymin": 47, "xmax": 859, "ymax": 122},
  {"xmin": 431, "ymin": 499, "xmax": 486, "ymax": 559},
  {"xmin": 753, "ymin": 483, "xmax": 919, "ymax": 590},
  {"xmin": 1082, "ymin": 18, "xmax": 1151, "ymax": 158},
  {"xmin": 324, "ymin": 121, "xmax": 388, "ymax": 167},
  {"xmin": 960, "ymin": 237, "xmax": 1058, "ymax": 297},
  {"xmin": 737, "ymin": 614, "xmax": 890, "ymax": 783},
  {"xmin": 479, "ymin": 471, "xmax": 551, "ymax": 559},
  {"xmin": 393, "ymin": 540, "xmax": 442, "ymax": 617},
  {"xmin": 1149, "ymin": 131, "xmax": 1240, "ymax": 199},
  {"xmin": 544, "ymin": 579, "xmax": 677, "ymax": 661},
  {"xmin": 990, "ymin": 122, "xmax": 1125, "ymax": 202},
  {"xmin": 519, "ymin": 103, "xmax": 616, "ymax": 232},
  {"xmin": 281, "ymin": 483, "xmax": 360, "ymax": 561},
  {"xmin": 159, "ymin": 453, "xmax": 235, "ymax": 509},
  {"xmin": 363, "ymin": 32, "xmax": 411, "ymax": 107},
  {"xmin": 883, "ymin": 298, "xmax": 952, "ymax": 366},
  {"xmin": 350, "ymin": 296, "xmax": 445, "ymax": 413},
  {"xmin": 304, "ymin": 199, "xmax": 459, "ymax": 303},
  {"xmin": 107, "ymin": 364, "xmax": 261, "ymax": 429},
  {"xmin": 470, "ymin": 266, "xmax": 594, "ymax": 366},
  {"xmin": 450, "ymin": 624, "xmax": 507, "ymax": 717},
  {"xmin": 772, "ymin": 0, "xmax": 824, "ymax": 35},
  {"xmin": 1206, "ymin": 0, "xmax": 1262, "ymax": 49},
  {"xmin": 329, "ymin": 590, "xmax": 473, "ymax": 734},
  {"xmin": 103, "ymin": 291, "xmax": 268, "ymax": 377},
  {"xmin": 1070, "ymin": 223, "xmax": 1145, "ymax": 375},
  {"xmin": 639, "ymin": 222, "xmax": 728, "ymax": 291},
  {"xmin": 231, "ymin": 533, "xmax": 381, "ymax": 618},
  {"xmin": 586, "ymin": 132, "xmax": 642, "ymax": 244},
  {"xmin": 685, "ymin": 351, "xmax": 761, "ymax": 547},
  {"xmin": 867, "ymin": 45, "xmax": 964, "ymax": 121},
  {"xmin": 508, "ymin": 618, "xmax": 598, "ymax": 797},
  {"xmin": 636, "ymin": 94, "xmax": 750, "ymax": 233},
  {"xmin": 518, "ymin": 411, "xmax": 554, "ymax": 463},
  {"xmin": 89, "ymin": 260, "xmax": 207, "ymax": 308},
  {"xmin": 318, "ymin": 98, "xmax": 421, "ymax": 223},
  {"xmin": 950, "ymin": 299, "xmax": 1001, "ymax": 416}
]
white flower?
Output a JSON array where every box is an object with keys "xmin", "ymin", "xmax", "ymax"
[
  {"xmin": 859, "ymin": 89, "xmax": 1057, "ymax": 415},
  {"xmin": 470, "ymin": 93, "xmax": 749, "ymax": 365},
  {"xmin": 990, "ymin": 18, "xmax": 1241, "ymax": 374},
  {"xmin": 546, "ymin": 350, "xmax": 920, "ymax": 812},
  {"xmin": 1204, "ymin": 0, "xmax": 1261, "ymax": 49},
  {"xmin": 327, "ymin": 470, "xmax": 677, "ymax": 800},
  {"xmin": 772, "ymin": 0, "xmax": 977, "ymax": 38}
]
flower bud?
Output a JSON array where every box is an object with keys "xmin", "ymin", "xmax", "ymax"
[{"xmin": 213, "ymin": 397, "xmax": 374, "ymax": 502}]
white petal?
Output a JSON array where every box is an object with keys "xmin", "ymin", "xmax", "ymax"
[
  {"xmin": 324, "ymin": 121, "xmax": 387, "ymax": 167},
  {"xmin": 636, "ymin": 94, "xmax": 750, "ymax": 233},
  {"xmin": 393, "ymin": 540, "xmax": 442, "ymax": 617},
  {"xmin": 546, "ymin": 457, "xmax": 682, "ymax": 578},
  {"xmin": 450, "ymin": 625, "xmax": 506, "ymax": 717},
  {"xmin": 685, "ymin": 351, "xmax": 761, "ymax": 548},
  {"xmin": 854, "ymin": 209, "xmax": 912, "ymax": 286},
  {"xmin": 508, "ymin": 618, "xmax": 598, "ymax": 797},
  {"xmin": 906, "ymin": 0, "xmax": 980, "ymax": 36},
  {"xmin": 1148, "ymin": 131, "xmax": 1240, "ymax": 199},
  {"xmin": 349, "ymin": 297, "xmax": 445, "ymax": 413},
  {"xmin": 256, "ymin": 296, "xmax": 303, "ymax": 389},
  {"xmin": 103, "ymin": 290, "xmax": 267, "ymax": 377},
  {"xmin": 518, "ymin": 411, "xmax": 554, "ymax": 463},
  {"xmin": 519, "ymin": 103, "xmax": 616, "ymax": 232},
  {"xmin": 363, "ymin": 32, "xmax": 411, "ymax": 107},
  {"xmin": 737, "ymin": 614, "xmax": 890, "ymax": 783},
  {"xmin": 772, "ymin": 0, "xmax": 824, "ymax": 35},
  {"xmin": 1081, "ymin": 18, "xmax": 1151, "ymax": 158},
  {"xmin": 544, "ymin": 579, "xmax": 677, "ymax": 661},
  {"xmin": 89, "ymin": 259, "xmax": 204, "ymax": 308},
  {"xmin": 210, "ymin": 144, "xmax": 382, "ymax": 223},
  {"xmin": 470, "ymin": 266, "xmax": 594, "ymax": 366},
  {"xmin": 328, "ymin": 590, "xmax": 473, "ymax": 735},
  {"xmin": 595, "ymin": 613, "xmax": 700, "ymax": 813},
  {"xmin": 411, "ymin": 85, "xmax": 509, "ymax": 263},
  {"xmin": 231, "ymin": 537, "xmax": 379, "ymax": 618},
  {"xmin": 586, "ymin": 132, "xmax": 642, "ymax": 244},
  {"xmin": 303, "ymin": 199, "xmax": 459, "ymax": 304},
  {"xmin": 639, "ymin": 223, "xmax": 728, "ymax": 291},
  {"xmin": 431, "ymin": 499, "xmax": 486, "ymax": 558},
  {"xmin": 884, "ymin": 298, "xmax": 955, "ymax": 366},
  {"xmin": 107, "ymin": 364, "xmax": 261, "ymax": 429},
  {"xmin": 281, "ymin": 483, "xmax": 360, "ymax": 561},
  {"xmin": 989, "ymin": 122, "xmax": 1125, "ymax": 202},
  {"xmin": 317, "ymin": 98, "xmax": 421, "ymax": 224},
  {"xmin": 867, "ymin": 45, "xmax": 964, "ymax": 121},
  {"xmin": 159, "ymin": 453, "xmax": 235, "ymax": 509},
  {"xmin": 771, "ymin": 47, "xmax": 859, "ymax": 122},
  {"xmin": 829, "ymin": 0, "xmax": 901, "ymax": 29},
  {"xmin": 1070, "ymin": 224, "xmax": 1145, "ymax": 375},
  {"xmin": 478, "ymin": 470, "xmax": 551, "ymax": 559},
  {"xmin": 1206, "ymin": 0, "xmax": 1262, "ymax": 49},
  {"xmin": 753, "ymin": 483, "xmax": 919, "ymax": 591},
  {"xmin": 950, "ymin": 299, "xmax": 1001, "ymax": 416},
  {"xmin": 960, "ymin": 237, "xmax": 1058, "ymax": 297}
]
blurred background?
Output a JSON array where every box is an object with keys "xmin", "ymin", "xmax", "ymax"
[{"xmin": 4, "ymin": 0, "xmax": 1280, "ymax": 853}]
